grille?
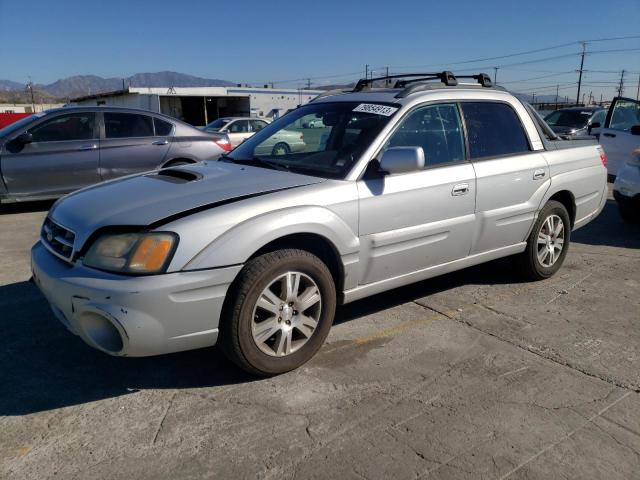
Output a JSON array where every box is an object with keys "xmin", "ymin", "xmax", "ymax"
[{"xmin": 42, "ymin": 217, "xmax": 76, "ymax": 261}]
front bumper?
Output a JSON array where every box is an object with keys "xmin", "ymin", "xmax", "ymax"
[{"xmin": 31, "ymin": 241, "xmax": 242, "ymax": 357}]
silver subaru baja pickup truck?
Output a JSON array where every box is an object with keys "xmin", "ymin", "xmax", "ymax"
[{"xmin": 31, "ymin": 72, "xmax": 608, "ymax": 375}]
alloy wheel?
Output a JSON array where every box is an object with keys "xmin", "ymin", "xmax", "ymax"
[
  {"xmin": 251, "ymin": 271, "xmax": 322, "ymax": 357},
  {"xmin": 537, "ymin": 214, "xmax": 565, "ymax": 267}
]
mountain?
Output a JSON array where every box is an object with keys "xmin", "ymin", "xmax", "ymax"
[
  {"xmin": 0, "ymin": 71, "xmax": 235, "ymax": 100},
  {"xmin": 0, "ymin": 80, "xmax": 24, "ymax": 92}
]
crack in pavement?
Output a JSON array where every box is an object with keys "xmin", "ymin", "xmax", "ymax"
[
  {"xmin": 498, "ymin": 391, "xmax": 632, "ymax": 479},
  {"xmin": 152, "ymin": 391, "xmax": 177, "ymax": 445}
]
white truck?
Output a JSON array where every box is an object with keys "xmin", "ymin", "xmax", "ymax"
[{"xmin": 598, "ymin": 96, "xmax": 640, "ymax": 222}]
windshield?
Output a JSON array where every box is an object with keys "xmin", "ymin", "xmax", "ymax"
[
  {"xmin": 203, "ymin": 118, "xmax": 231, "ymax": 131},
  {"xmin": 544, "ymin": 110, "xmax": 595, "ymax": 129},
  {"xmin": 225, "ymin": 101, "xmax": 399, "ymax": 179},
  {"xmin": 0, "ymin": 113, "xmax": 41, "ymax": 138}
]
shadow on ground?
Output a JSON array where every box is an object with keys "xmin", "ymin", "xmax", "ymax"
[
  {"xmin": 0, "ymin": 200, "xmax": 54, "ymax": 215},
  {"xmin": 572, "ymin": 200, "xmax": 640, "ymax": 249},
  {"xmin": 1, "ymin": 195, "xmax": 635, "ymax": 416}
]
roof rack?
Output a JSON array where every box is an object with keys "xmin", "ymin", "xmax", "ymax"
[
  {"xmin": 352, "ymin": 71, "xmax": 494, "ymax": 98},
  {"xmin": 354, "ymin": 71, "xmax": 459, "ymax": 91}
]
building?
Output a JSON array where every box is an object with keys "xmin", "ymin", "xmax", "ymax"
[
  {"xmin": 0, "ymin": 103, "xmax": 64, "ymax": 113},
  {"xmin": 71, "ymin": 85, "xmax": 324, "ymax": 126}
]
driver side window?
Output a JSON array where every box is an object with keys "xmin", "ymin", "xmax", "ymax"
[
  {"xmin": 29, "ymin": 113, "xmax": 97, "ymax": 142},
  {"xmin": 610, "ymin": 100, "xmax": 640, "ymax": 131},
  {"xmin": 385, "ymin": 103, "xmax": 465, "ymax": 167}
]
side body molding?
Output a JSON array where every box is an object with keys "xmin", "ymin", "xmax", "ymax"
[{"xmin": 183, "ymin": 206, "xmax": 361, "ymax": 289}]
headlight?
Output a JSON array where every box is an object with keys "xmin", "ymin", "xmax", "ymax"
[{"xmin": 83, "ymin": 232, "xmax": 178, "ymax": 274}]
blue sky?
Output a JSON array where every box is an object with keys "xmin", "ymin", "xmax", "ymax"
[{"xmin": 1, "ymin": 0, "xmax": 639, "ymax": 99}]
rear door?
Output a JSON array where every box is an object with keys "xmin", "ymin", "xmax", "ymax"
[
  {"xmin": 462, "ymin": 101, "xmax": 550, "ymax": 254},
  {"xmin": 1, "ymin": 111, "xmax": 99, "ymax": 198},
  {"xmin": 357, "ymin": 103, "xmax": 476, "ymax": 285},
  {"xmin": 99, "ymin": 112, "xmax": 172, "ymax": 180},
  {"xmin": 599, "ymin": 97, "xmax": 640, "ymax": 176}
]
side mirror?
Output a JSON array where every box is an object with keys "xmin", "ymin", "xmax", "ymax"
[
  {"xmin": 588, "ymin": 121, "xmax": 600, "ymax": 135},
  {"xmin": 379, "ymin": 146, "xmax": 425, "ymax": 174},
  {"xmin": 15, "ymin": 132, "xmax": 33, "ymax": 144},
  {"xmin": 631, "ymin": 125, "xmax": 640, "ymax": 136}
]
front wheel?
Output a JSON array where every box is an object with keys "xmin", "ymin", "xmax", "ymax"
[
  {"xmin": 220, "ymin": 249, "xmax": 336, "ymax": 376},
  {"xmin": 518, "ymin": 200, "xmax": 571, "ymax": 280}
]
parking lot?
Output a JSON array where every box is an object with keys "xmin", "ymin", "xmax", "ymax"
[{"xmin": 1, "ymin": 188, "xmax": 639, "ymax": 479}]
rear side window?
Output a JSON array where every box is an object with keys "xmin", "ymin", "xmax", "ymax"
[
  {"xmin": 461, "ymin": 102, "xmax": 530, "ymax": 159},
  {"xmin": 228, "ymin": 120, "xmax": 250, "ymax": 133},
  {"xmin": 154, "ymin": 117, "xmax": 173, "ymax": 136},
  {"xmin": 105, "ymin": 113, "xmax": 154, "ymax": 138}
]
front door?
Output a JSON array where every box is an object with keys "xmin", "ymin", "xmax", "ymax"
[
  {"xmin": 357, "ymin": 103, "xmax": 476, "ymax": 285},
  {"xmin": 99, "ymin": 112, "xmax": 171, "ymax": 180},
  {"xmin": 599, "ymin": 97, "xmax": 640, "ymax": 176},
  {"xmin": 1, "ymin": 111, "xmax": 99, "ymax": 199}
]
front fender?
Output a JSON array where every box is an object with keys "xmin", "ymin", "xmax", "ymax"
[{"xmin": 183, "ymin": 206, "xmax": 360, "ymax": 285}]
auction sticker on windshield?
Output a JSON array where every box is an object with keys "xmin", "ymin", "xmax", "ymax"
[{"xmin": 353, "ymin": 104, "xmax": 398, "ymax": 116}]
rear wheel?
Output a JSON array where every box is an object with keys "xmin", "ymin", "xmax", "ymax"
[
  {"xmin": 617, "ymin": 198, "xmax": 639, "ymax": 223},
  {"xmin": 162, "ymin": 159, "xmax": 192, "ymax": 168},
  {"xmin": 220, "ymin": 249, "xmax": 336, "ymax": 376},
  {"xmin": 271, "ymin": 143, "xmax": 290, "ymax": 156},
  {"xmin": 518, "ymin": 200, "xmax": 571, "ymax": 280}
]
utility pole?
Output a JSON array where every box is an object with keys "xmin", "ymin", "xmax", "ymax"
[
  {"xmin": 493, "ymin": 67, "xmax": 499, "ymax": 86},
  {"xmin": 576, "ymin": 41, "xmax": 586, "ymax": 105},
  {"xmin": 636, "ymin": 73, "xmax": 640, "ymax": 100},
  {"xmin": 26, "ymin": 77, "xmax": 35, "ymax": 113},
  {"xmin": 555, "ymin": 84, "xmax": 559, "ymax": 109},
  {"xmin": 365, "ymin": 64, "xmax": 369, "ymax": 80},
  {"xmin": 306, "ymin": 78, "xmax": 311, "ymax": 90},
  {"xmin": 532, "ymin": 92, "xmax": 536, "ymax": 105},
  {"xmin": 588, "ymin": 91, "xmax": 593, "ymax": 105},
  {"xmin": 385, "ymin": 66, "xmax": 390, "ymax": 86},
  {"xmin": 617, "ymin": 70, "xmax": 626, "ymax": 97}
]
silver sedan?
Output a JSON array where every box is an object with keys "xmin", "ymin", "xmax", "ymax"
[{"xmin": 0, "ymin": 106, "xmax": 227, "ymax": 203}]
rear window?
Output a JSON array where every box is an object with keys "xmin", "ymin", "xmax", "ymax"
[{"xmin": 461, "ymin": 102, "xmax": 530, "ymax": 159}]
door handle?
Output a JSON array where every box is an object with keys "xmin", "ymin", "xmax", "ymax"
[
  {"xmin": 452, "ymin": 183, "xmax": 469, "ymax": 196},
  {"xmin": 533, "ymin": 169, "xmax": 546, "ymax": 180},
  {"xmin": 78, "ymin": 144, "xmax": 97, "ymax": 151},
  {"xmin": 603, "ymin": 133, "xmax": 616, "ymax": 138},
  {"xmin": 152, "ymin": 139, "xmax": 169, "ymax": 145}
]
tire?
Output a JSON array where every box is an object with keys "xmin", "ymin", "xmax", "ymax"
[
  {"xmin": 271, "ymin": 142, "xmax": 290, "ymax": 156},
  {"xmin": 220, "ymin": 249, "xmax": 336, "ymax": 376},
  {"xmin": 518, "ymin": 200, "xmax": 571, "ymax": 280},
  {"xmin": 617, "ymin": 200, "xmax": 639, "ymax": 224}
]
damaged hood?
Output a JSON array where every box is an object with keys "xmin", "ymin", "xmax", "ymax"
[{"xmin": 49, "ymin": 161, "xmax": 324, "ymax": 249}]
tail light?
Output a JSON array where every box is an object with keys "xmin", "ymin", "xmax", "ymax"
[
  {"xmin": 597, "ymin": 147, "xmax": 607, "ymax": 167},
  {"xmin": 214, "ymin": 138, "xmax": 232, "ymax": 152}
]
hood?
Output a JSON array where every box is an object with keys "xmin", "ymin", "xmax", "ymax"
[{"xmin": 49, "ymin": 161, "xmax": 324, "ymax": 249}]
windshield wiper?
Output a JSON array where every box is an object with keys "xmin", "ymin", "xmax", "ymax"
[{"xmin": 224, "ymin": 156, "xmax": 290, "ymax": 172}]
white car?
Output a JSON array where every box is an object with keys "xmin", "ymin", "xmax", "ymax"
[
  {"xmin": 613, "ymin": 148, "xmax": 640, "ymax": 222},
  {"xmin": 599, "ymin": 97, "xmax": 640, "ymax": 177},
  {"xmin": 203, "ymin": 117, "xmax": 270, "ymax": 148}
]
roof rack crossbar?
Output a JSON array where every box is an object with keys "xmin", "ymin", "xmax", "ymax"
[
  {"xmin": 454, "ymin": 73, "xmax": 493, "ymax": 87},
  {"xmin": 353, "ymin": 71, "xmax": 458, "ymax": 91}
]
